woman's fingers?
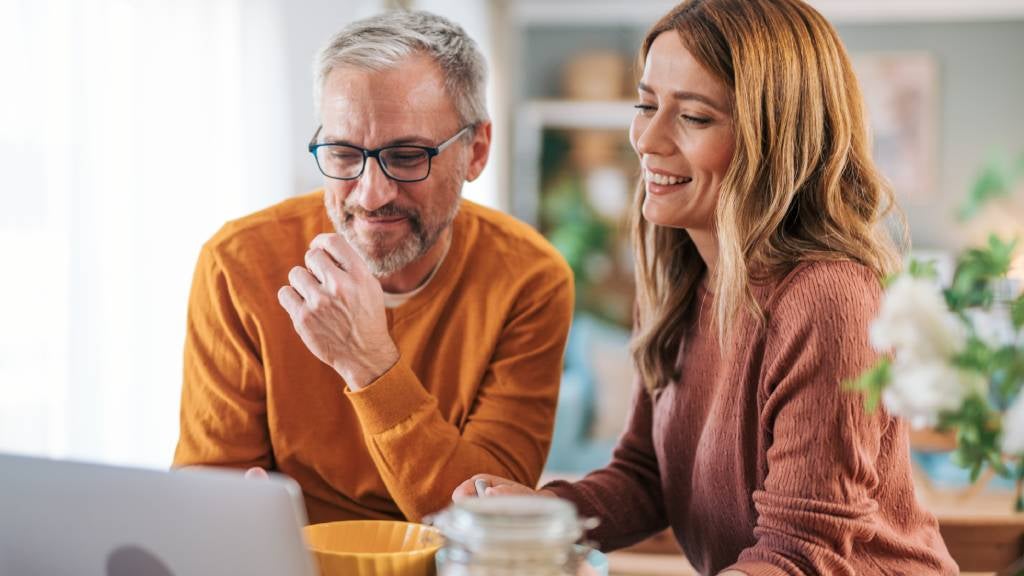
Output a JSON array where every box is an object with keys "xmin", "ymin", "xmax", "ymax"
[{"xmin": 451, "ymin": 473, "xmax": 530, "ymax": 501}]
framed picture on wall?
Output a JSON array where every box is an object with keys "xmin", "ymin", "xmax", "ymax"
[{"xmin": 852, "ymin": 52, "xmax": 938, "ymax": 202}]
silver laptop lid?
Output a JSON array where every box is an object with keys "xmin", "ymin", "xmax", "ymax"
[{"xmin": 0, "ymin": 453, "xmax": 317, "ymax": 576}]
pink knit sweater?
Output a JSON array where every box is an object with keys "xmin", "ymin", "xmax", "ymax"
[{"xmin": 546, "ymin": 261, "xmax": 957, "ymax": 575}]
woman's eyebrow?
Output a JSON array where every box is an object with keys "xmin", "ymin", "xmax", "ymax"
[{"xmin": 638, "ymin": 82, "xmax": 728, "ymax": 113}]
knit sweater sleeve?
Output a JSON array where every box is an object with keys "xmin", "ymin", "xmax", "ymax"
[
  {"xmin": 345, "ymin": 264, "xmax": 574, "ymax": 522},
  {"xmin": 725, "ymin": 262, "xmax": 888, "ymax": 576},
  {"xmin": 544, "ymin": 378, "xmax": 669, "ymax": 550},
  {"xmin": 173, "ymin": 242, "xmax": 273, "ymax": 470}
]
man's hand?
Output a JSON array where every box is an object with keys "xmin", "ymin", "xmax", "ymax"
[{"xmin": 278, "ymin": 233, "xmax": 399, "ymax": 389}]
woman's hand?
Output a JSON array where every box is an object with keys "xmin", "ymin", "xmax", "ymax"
[
  {"xmin": 452, "ymin": 474, "xmax": 593, "ymax": 576},
  {"xmin": 451, "ymin": 473, "xmax": 557, "ymax": 500},
  {"xmin": 244, "ymin": 467, "xmax": 269, "ymax": 480}
]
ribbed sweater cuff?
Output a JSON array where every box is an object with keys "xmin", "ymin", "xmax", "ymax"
[
  {"xmin": 543, "ymin": 480, "xmax": 598, "ymax": 517},
  {"xmin": 723, "ymin": 560, "xmax": 791, "ymax": 576},
  {"xmin": 345, "ymin": 359, "xmax": 431, "ymax": 434}
]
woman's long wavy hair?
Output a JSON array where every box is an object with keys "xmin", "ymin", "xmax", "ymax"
[{"xmin": 631, "ymin": 0, "xmax": 906, "ymax": 392}]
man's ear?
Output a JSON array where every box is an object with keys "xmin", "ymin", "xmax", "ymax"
[{"xmin": 464, "ymin": 121, "xmax": 492, "ymax": 182}]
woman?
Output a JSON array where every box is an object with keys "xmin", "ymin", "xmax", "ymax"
[{"xmin": 453, "ymin": 0, "xmax": 957, "ymax": 574}]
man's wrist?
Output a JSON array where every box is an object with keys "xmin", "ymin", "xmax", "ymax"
[{"xmin": 338, "ymin": 347, "xmax": 400, "ymax": 390}]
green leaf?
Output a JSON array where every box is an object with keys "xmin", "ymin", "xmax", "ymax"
[
  {"xmin": 988, "ymin": 448, "xmax": 1010, "ymax": 476},
  {"xmin": 1013, "ymin": 295, "xmax": 1024, "ymax": 331},
  {"xmin": 945, "ymin": 393, "xmax": 1005, "ymax": 481},
  {"xmin": 968, "ymin": 460, "xmax": 983, "ymax": 483},
  {"xmin": 952, "ymin": 336, "xmax": 993, "ymax": 373},
  {"xmin": 988, "ymin": 235, "xmax": 1018, "ymax": 269},
  {"xmin": 946, "ymin": 235, "xmax": 1018, "ymax": 311},
  {"xmin": 906, "ymin": 258, "xmax": 939, "ymax": 281},
  {"xmin": 882, "ymin": 272, "xmax": 900, "ymax": 289},
  {"xmin": 958, "ymin": 161, "xmax": 1009, "ymax": 221},
  {"xmin": 844, "ymin": 359, "xmax": 891, "ymax": 413},
  {"xmin": 988, "ymin": 345, "xmax": 1024, "ymax": 406}
]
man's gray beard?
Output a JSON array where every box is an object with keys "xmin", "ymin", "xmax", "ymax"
[{"xmin": 328, "ymin": 200, "xmax": 460, "ymax": 278}]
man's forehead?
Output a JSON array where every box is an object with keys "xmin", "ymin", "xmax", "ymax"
[
  {"xmin": 322, "ymin": 93, "xmax": 448, "ymax": 117},
  {"xmin": 321, "ymin": 56, "xmax": 453, "ymax": 114},
  {"xmin": 319, "ymin": 58, "xmax": 459, "ymax": 144}
]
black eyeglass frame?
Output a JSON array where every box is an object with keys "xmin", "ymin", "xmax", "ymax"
[{"xmin": 308, "ymin": 124, "xmax": 474, "ymax": 183}]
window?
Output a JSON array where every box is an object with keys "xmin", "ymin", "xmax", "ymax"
[{"xmin": 0, "ymin": 0, "xmax": 289, "ymax": 468}]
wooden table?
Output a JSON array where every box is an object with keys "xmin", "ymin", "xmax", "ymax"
[
  {"xmin": 601, "ymin": 488, "xmax": 1024, "ymax": 576},
  {"xmin": 918, "ymin": 487, "xmax": 1024, "ymax": 575},
  {"xmin": 540, "ymin": 472, "xmax": 1024, "ymax": 575}
]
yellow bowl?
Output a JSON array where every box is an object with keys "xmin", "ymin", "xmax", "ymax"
[{"xmin": 303, "ymin": 520, "xmax": 443, "ymax": 576}]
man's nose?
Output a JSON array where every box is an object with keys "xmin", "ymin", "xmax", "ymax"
[{"xmin": 352, "ymin": 157, "xmax": 399, "ymax": 212}]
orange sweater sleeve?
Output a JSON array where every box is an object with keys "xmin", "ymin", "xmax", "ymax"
[
  {"xmin": 345, "ymin": 272, "xmax": 573, "ymax": 521},
  {"xmin": 173, "ymin": 243, "xmax": 272, "ymax": 470}
]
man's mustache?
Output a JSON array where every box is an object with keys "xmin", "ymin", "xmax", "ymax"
[{"xmin": 342, "ymin": 202, "xmax": 418, "ymax": 221}]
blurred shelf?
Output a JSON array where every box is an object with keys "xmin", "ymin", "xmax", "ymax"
[
  {"xmin": 513, "ymin": 99, "xmax": 635, "ymax": 226},
  {"xmin": 522, "ymin": 99, "xmax": 636, "ymax": 130},
  {"xmin": 509, "ymin": 0, "xmax": 1024, "ymax": 26}
]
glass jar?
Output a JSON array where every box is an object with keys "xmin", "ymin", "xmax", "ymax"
[{"xmin": 429, "ymin": 496, "xmax": 597, "ymax": 576}]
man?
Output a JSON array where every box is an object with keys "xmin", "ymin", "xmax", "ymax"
[{"xmin": 173, "ymin": 10, "xmax": 573, "ymax": 523}]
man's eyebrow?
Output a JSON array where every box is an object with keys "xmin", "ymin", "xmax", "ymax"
[
  {"xmin": 637, "ymin": 82, "xmax": 728, "ymax": 113},
  {"xmin": 318, "ymin": 133, "xmax": 435, "ymax": 147}
]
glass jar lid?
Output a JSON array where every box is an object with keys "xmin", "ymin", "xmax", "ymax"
[{"xmin": 431, "ymin": 496, "xmax": 594, "ymax": 548}]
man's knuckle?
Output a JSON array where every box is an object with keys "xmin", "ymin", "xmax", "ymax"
[{"xmin": 308, "ymin": 297, "xmax": 324, "ymax": 313}]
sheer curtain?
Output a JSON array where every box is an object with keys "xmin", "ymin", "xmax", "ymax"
[{"xmin": 0, "ymin": 0, "xmax": 292, "ymax": 468}]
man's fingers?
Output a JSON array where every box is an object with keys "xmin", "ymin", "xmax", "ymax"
[
  {"xmin": 287, "ymin": 265, "xmax": 321, "ymax": 301},
  {"xmin": 305, "ymin": 248, "xmax": 339, "ymax": 287},
  {"xmin": 309, "ymin": 235, "xmax": 348, "ymax": 271},
  {"xmin": 312, "ymin": 233, "xmax": 368, "ymax": 278},
  {"xmin": 278, "ymin": 285, "xmax": 303, "ymax": 316}
]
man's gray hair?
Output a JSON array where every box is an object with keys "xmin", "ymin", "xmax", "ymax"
[{"xmin": 314, "ymin": 10, "xmax": 488, "ymax": 126}]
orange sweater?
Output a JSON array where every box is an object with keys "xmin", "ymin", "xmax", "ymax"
[
  {"xmin": 174, "ymin": 191, "xmax": 573, "ymax": 523},
  {"xmin": 546, "ymin": 261, "xmax": 957, "ymax": 575}
]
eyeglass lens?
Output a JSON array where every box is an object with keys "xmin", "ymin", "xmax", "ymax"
[{"xmin": 316, "ymin": 145, "xmax": 431, "ymax": 181}]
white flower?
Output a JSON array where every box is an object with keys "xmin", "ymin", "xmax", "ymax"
[
  {"xmin": 1003, "ymin": 392, "xmax": 1024, "ymax": 455},
  {"xmin": 882, "ymin": 361, "xmax": 980, "ymax": 429},
  {"xmin": 965, "ymin": 307, "xmax": 1018, "ymax": 349},
  {"xmin": 869, "ymin": 275, "xmax": 967, "ymax": 363}
]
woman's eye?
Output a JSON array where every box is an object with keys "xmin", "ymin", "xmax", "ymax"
[
  {"xmin": 634, "ymin": 104, "xmax": 656, "ymax": 116},
  {"xmin": 681, "ymin": 114, "xmax": 712, "ymax": 125}
]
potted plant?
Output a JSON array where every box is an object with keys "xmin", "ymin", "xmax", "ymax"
[{"xmin": 848, "ymin": 152, "xmax": 1024, "ymax": 508}]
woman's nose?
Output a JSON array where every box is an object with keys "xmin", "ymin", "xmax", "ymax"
[{"xmin": 633, "ymin": 113, "xmax": 676, "ymax": 158}]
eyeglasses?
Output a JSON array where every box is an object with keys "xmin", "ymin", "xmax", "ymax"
[{"xmin": 308, "ymin": 125, "xmax": 473, "ymax": 183}]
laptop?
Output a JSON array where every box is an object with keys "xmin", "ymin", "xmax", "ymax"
[{"xmin": 0, "ymin": 453, "xmax": 318, "ymax": 576}]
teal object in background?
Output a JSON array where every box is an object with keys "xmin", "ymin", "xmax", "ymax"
[
  {"xmin": 584, "ymin": 547, "xmax": 610, "ymax": 576},
  {"xmin": 547, "ymin": 314, "xmax": 631, "ymax": 473},
  {"xmin": 912, "ymin": 451, "xmax": 1013, "ymax": 490}
]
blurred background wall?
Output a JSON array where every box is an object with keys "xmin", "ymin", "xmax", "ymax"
[{"xmin": 1, "ymin": 0, "xmax": 1023, "ymax": 473}]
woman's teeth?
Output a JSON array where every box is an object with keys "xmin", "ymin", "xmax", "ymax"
[{"xmin": 645, "ymin": 171, "xmax": 692, "ymax": 186}]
